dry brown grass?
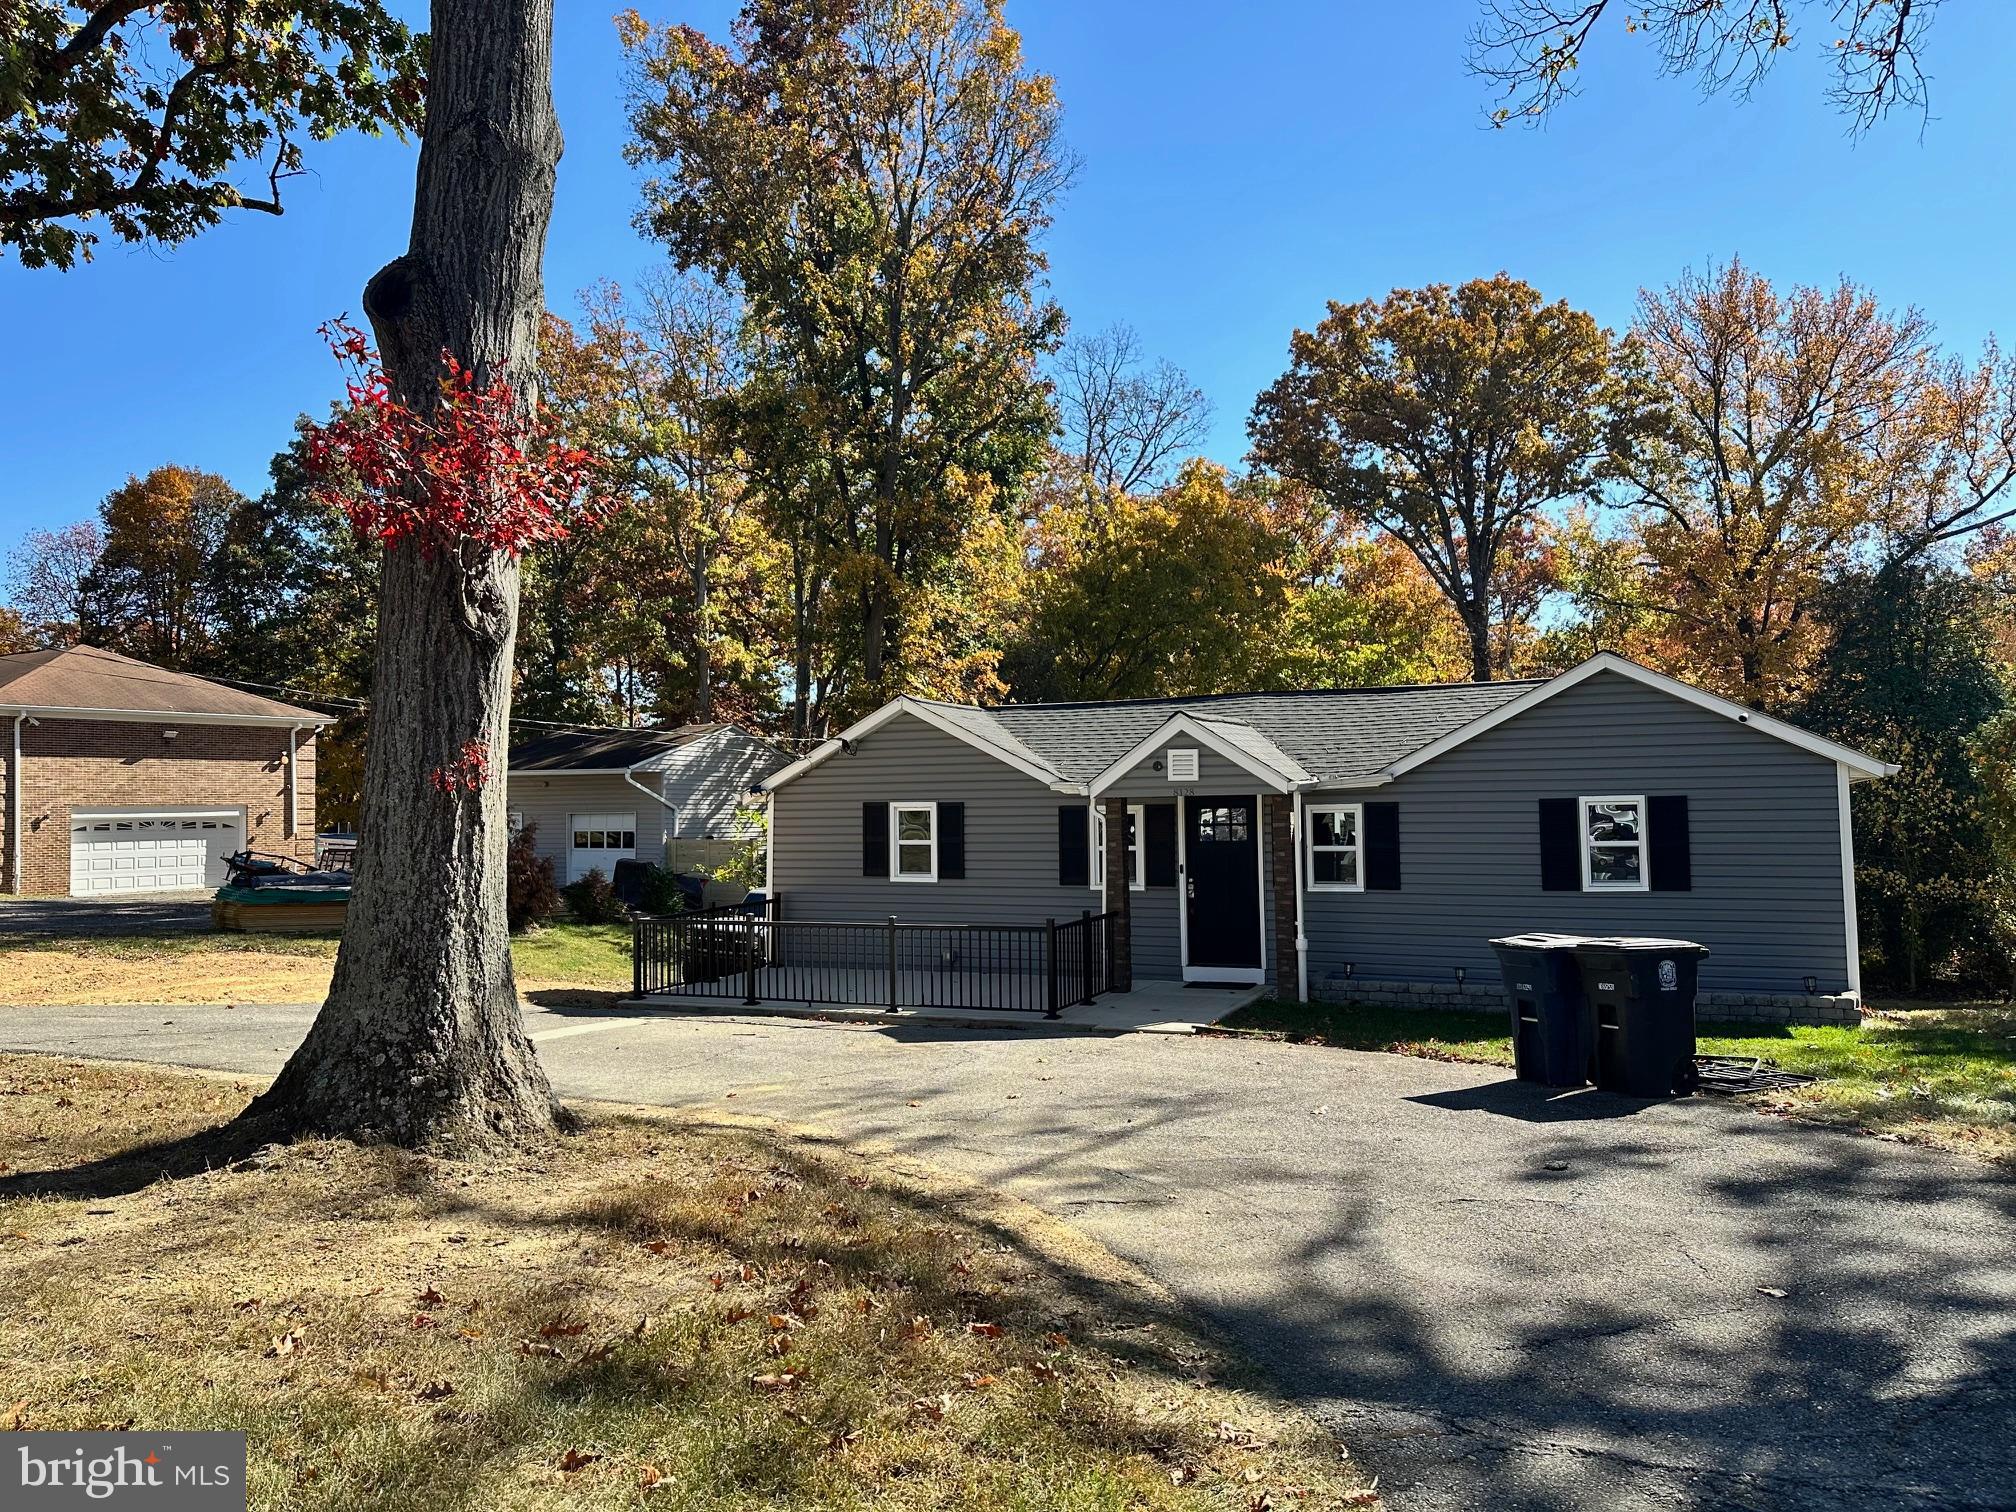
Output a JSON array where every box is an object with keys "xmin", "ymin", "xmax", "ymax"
[
  {"xmin": 0, "ymin": 924, "xmax": 630, "ymax": 1007},
  {"xmin": 0, "ymin": 1054, "xmax": 1375, "ymax": 1510}
]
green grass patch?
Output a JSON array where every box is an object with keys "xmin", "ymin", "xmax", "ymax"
[
  {"xmin": 510, "ymin": 923, "xmax": 633, "ymax": 986},
  {"xmin": 1220, "ymin": 997, "xmax": 2016, "ymax": 1167}
]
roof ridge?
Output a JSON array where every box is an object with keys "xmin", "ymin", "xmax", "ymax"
[{"xmin": 987, "ymin": 678, "xmax": 1546, "ymax": 713}]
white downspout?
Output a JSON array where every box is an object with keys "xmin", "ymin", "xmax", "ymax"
[
  {"xmin": 1837, "ymin": 763, "xmax": 1862, "ymax": 1003},
  {"xmin": 763, "ymin": 792, "xmax": 775, "ymax": 893},
  {"xmin": 8, "ymin": 712, "xmax": 23, "ymax": 895},
  {"xmin": 1292, "ymin": 786, "xmax": 1309, "ymax": 1003},
  {"xmin": 286, "ymin": 724, "xmax": 302, "ymax": 839}
]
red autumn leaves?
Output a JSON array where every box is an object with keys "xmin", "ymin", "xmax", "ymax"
[{"xmin": 303, "ymin": 318, "xmax": 614, "ymax": 559}]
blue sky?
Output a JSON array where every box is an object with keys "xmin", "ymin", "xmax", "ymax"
[{"xmin": 3, "ymin": 0, "xmax": 2012, "ymax": 556}]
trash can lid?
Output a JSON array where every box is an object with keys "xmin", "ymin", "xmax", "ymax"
[
  {"xmin": 1490, "ymin": 932, "xmax": 1595, "ymax": 950},
  {"xmin": 1575, "ymin": 935, "xmax": 1709, "ymax": 953}
]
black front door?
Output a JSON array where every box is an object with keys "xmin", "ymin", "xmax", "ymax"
[{"xmin": 1185, "ymin": 796, "xmax": 1261, "ymax": 971}]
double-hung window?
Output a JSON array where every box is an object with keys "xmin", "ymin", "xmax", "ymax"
[
  {"xmin": 1581, "ymin": 796, "xmax": 1647, "ymax": 892},
  {"xmin": 891, "ymin": 803, "xmax": 937, "ymax": 881},
  {"xmin": 1306, "ymin": 803, "xmax": 1363, "ymax": 891},
  {"xmin": 1091, "ymin": 805, "xmax": 1145, "ymax": 890}
]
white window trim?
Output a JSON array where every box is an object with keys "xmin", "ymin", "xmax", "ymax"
[
  {"xmin": 1580, "ymin": 794, "xmax": 1649, "ymax": 893},
  {"xmin": 1306, "ymin": 801, "xmax": 1364, "ymax": 892},
  {"xmin": 890, "ymin": 801, "xmax": 938, "ymax": 883},
  {"xmin": 1091, "ymin": 804, "xmax": 1146, "ymax": 891}
]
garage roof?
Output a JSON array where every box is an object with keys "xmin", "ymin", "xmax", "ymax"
[
  {"xmin": 506, "ymin": 724, "xmax": 728, "ymax": 772},
  {"xmin": 0, "ymin": 645, "xmax": 329, "ymax": 724}
]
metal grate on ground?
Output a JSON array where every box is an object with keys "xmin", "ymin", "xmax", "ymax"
[{"xmin": 1693, "ymin": 1056, "xmax": 1818, "ymax": 1095}]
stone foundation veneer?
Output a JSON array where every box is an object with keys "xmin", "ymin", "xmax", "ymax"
[{"xmin": 1310, "ymin": 975, "xmax": 1862, "ymax": 1028}]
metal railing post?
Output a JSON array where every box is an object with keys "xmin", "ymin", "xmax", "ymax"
[
  {"xmin": 744, "ymin": 917, "xmax": 760, "ymax": 1006},
  {"xmin": 887, "ymin": 915, "xmax": 900, "ymax": 1012},
  {"xmin": 1080, "ymin": 909, "xmax": 1095, "ymax": 1004},
  {"xmin": 633, "ymin": 920, "xmax": 645, "ymax": 997},
  {"xmin": 1045, "ymin": 918, "xmax": 1060, "ymax": 1019}
]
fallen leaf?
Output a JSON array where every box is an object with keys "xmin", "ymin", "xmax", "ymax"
[
  {"xmin": 639, "ymin": 1464, "xmax": 664, "ymax": 1492},
  {"xmin": 264, "ymin": 1330, "xmax": 304, "ymax": 1359},
  {"xmin": 410, "ymin": 1313, "xmax": 438, "ymax": 1331},
  {"xmin": 539, "ymin": 1318, "xmax": 590, "ymax": 1338},
  {"xmin": 644, "ymin": 1240, "xmax": 672, "ymax": 1256},
  {"xmin": 966, "ymin": 1321, "xmax": 1003, "ymax": 1338},
  {"xmin": 415, "ymin": 1287, "xmax": 445, "ymax": 1307},
  {"xmin": 415, "ymin": 1380, "xmax": 456, "ymax": 1402},
  {"xmin": 231, "ymin": 1298, "xmax": 260, "ymax": 1312},
  {"xmin": 750, "ymin": 1369, "xmax": 806, "ymax": 1392},
  {"xmin": 961, "ymin": 1373, "xmax": 996, "ymax": 1390},
  {"xmin": 1044, "ymin": 1331, "xmax": 1072, "ymax": 1349},
  {"xmin": 517, "ymin": 1339, "xmax": 565, "ymax": 1360},
  {"xmin": 557, "ymin": 1448, "xmax": 600, "ymax": 1473},
  {"xmin": 907, "ymin": 1393, "xmax": 951, "ymax": 1422},
  {"xmin": 906, "ymin": 1315, "xmax": 933, "ymax": 1340},
  {"xmin": 1029, "ymin": 1361, "xmax": 1059, "ymax": 1383},
  {"xmin": 1757, "ymin": 1286, "xmax": 1790, "ymax": 1299}
]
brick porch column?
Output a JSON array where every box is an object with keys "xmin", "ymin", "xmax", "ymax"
[
  {"xmin": 1264, "ymin": 794, "xmax": 1298, "ymax": 998},
  {"xmin": 1100, "ymin": 796, "xmax": 1133, "ymax": 991}
]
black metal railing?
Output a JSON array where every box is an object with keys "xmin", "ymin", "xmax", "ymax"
[{"xmin": 632, "ymin": 899, "xmax": 1122, "ymax": 1018}]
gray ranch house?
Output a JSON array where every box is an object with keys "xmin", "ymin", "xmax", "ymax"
[
  {"xmin": 754, "ymin": 654, "xmax": 1894, "ymax": 1025},
  {"xmin": 506, "ymin": 723, "xmax": 784, "ymax": 881}
]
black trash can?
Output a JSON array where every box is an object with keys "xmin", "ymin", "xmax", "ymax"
[
  {"xmin": 1572, "ymin": 937, "xmax": 1709, "ymax": 1097},
  {"xmin": 1490, "ymin": 933, "xmax": 1595, "ymax": 1087}
]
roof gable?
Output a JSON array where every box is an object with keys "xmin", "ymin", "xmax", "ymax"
[
  {"xmin": 507, "ymin": 723, "xmax": 730, "ymax": 772},
  {"xmin": 1385, "ymin": 654, "xmax": 1897, "ymax": 783},
  {"xmin": 0, "ymin": 645, "xmax": 327, "ymax": 724}
]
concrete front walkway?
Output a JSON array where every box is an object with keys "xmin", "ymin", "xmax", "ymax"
[
  {"xmin": 3, "ymin": 1000, "xmax": 2012, "ymax": 1512},
  {"xmin": 621, "ymin": 975, "xmax": 1262, "ymax": 1033}
]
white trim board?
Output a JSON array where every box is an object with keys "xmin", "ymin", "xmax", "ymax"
[
  {"xmin": 0, "ymin": 704, "xmax": 332, "ymax": 728},
  {"xmin": 1384, "ymin": 653, "xmax": 1897, "ymax": 783},
  {"xmin": 759, "ymin": 699, "xmax": 1061, "ymax": 792},
  {"xmin": 1089, "ymin": 713, "xmax": 1309, "ymax": 798}
]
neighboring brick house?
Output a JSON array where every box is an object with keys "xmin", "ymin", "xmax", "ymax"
[{"xmin": 1, "ymin": 645, "xmax": 329, "ymax": 896}]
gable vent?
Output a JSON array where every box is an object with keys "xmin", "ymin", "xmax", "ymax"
[{"xmin": 1166, "ymin": 748, "xmax": 1199, "ymax": 782}]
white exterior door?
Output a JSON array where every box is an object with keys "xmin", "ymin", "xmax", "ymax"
[
  {"xmin": 568, "ymin": 811, "xmax": 636, "ymax": 883},
  {"xmin": 69, "ymin": 811, "xmax": 242, "ymax": 895}
]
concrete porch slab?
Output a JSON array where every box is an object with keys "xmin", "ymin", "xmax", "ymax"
[{"xmin": 614, "ymin": 976, "xmax": 1264, "ymax": 1034}]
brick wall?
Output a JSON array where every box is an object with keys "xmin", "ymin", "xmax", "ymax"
[
  {"xmin": 2, "ymin": 718, "xmax": 316, "ymax": 895},
  {"xmin": 1264, "ymin": 795, "xmax": 1298, "ymax": 996}
]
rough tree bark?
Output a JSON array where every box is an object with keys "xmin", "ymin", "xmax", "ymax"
[{"xmin": 247, "ymin": 0, "xmax": 566, "ymax": 1149}]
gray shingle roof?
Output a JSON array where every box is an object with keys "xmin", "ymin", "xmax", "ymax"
[
  {"xmin": 912, "ymin": 681, "xmax": 1541, "ymax": 786},
  {"xmin": 508, "ymin": 724, "xmax": 725, "ymax": 772}
]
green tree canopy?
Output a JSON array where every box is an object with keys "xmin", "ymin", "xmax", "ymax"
[{"xmin": 3, "ymin": 1, "xmax": 426, "ymax": 268}]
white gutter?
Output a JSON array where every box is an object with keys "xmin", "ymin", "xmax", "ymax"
[
  {"xmin": 1292, "ymin": 786, "xmax": 1309, "ymax": 1003},
  {"xmin": 8, "ymin": 712, "xmax": 23, "ymax": 894},
  {"xmin": 0, "ymin": 703, "xmax": 331, "ymax": 729}
]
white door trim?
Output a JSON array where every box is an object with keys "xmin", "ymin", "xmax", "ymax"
[{"xmin": 1178, "ymin": 793, "xmax": 1266, "ymax": 986}]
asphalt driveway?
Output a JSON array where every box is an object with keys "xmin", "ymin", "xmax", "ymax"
[{"xmin": 3, "ymin": 999, "xmax": 2012, "ymax": 1512}]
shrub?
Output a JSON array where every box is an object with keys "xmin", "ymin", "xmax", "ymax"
[
  {"xmin": 506, "ymin": 822, "xmax": 560, "ymax": 934},
  {"xmin": 561, "ymin": 867, "xmax": 628, "ymax": 924},
  {"xmin": 637, "ymin": 864, "xmax": 688, "ymax": 917}
]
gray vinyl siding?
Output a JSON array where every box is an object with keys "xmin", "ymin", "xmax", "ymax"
[
  {"xmin": 773, "ymin": 715, "xmax": 1269, "ymax": 981},
  {"xmin": 651, "ymin": 729, "xmax": 784, "ymax": 840},
  {"xmin": 506, "ymin": 774, "xmax": 670, "ymax": 875},
  {"xmin": 1101, "ymin": 747, "xmax": 1265, "ymax": 799},
  {"xmin": 1300, "ymin": 670, "xmax": 1849, "ymax": 996},
  {"xmin": 773, "ymin": 714, "xmax": 1205, "ymax": 980},
  {"xmin": 773, "ymin": 714, "xmax": 1104, "ymax": 930}
]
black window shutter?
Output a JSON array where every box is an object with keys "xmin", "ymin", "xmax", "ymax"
[
  {"xmin": 938, "ymin": 802, "xmax": 965, "ymax": 880},
  {"xmin": 1058, "ymin": 805, "xmax": 1090, "ymax": 887},
  {"xmin": 862, "ymin": 802, "xmax": 889, "ymax": 878},
  {"xmin": 1538, "ymin": 798, "xmax": 1580, "ymax": 891},
  {"xmin": 1648, "ymin": 795, "xmax": 1691, "ymax": 891},
  {"xmin": 1363, "ymin": 802, "xmax": 1401, "ymax": 890},
  {"xmin": 1144, "ymin": 803, "xmax": 1177, "ymax": 887}
]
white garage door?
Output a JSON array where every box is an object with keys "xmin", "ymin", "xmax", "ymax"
[
  {"xmin": 568, "ymin": 811, "xmax": 636, "ymax": 883},
  {"xmin": 69, "ymin": 811, "xmax": 243, "ymax": 896}
]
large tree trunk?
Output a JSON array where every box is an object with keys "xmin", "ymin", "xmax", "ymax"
[{"xmin": 247, "ymin": 0, "xmax": 564, "ymax": 1150}]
